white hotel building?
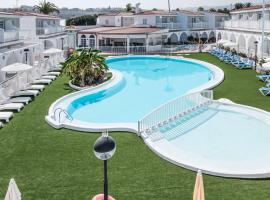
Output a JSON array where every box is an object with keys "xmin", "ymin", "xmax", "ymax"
[
  {"xmin": 218, "ymin": 4, "xmax": 270, "ymax": 58},
  {"xmin": 0, "ymin": 12, "xmax": 67, "ymax": 70},
  {"xmin": 77, "ymin": 9, "xmax": 228, "ymax": 53}
]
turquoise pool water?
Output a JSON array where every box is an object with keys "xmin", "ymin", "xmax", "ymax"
[{"xmin": 67, "ymin": 56, "xmax": 213, "ymax": 123}]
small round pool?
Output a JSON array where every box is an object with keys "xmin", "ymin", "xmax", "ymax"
[{"xmin": 66, "ymin": 56, "xmax": 220, "ymax": 124}]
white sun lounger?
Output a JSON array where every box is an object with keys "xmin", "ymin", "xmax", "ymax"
[
  {"xmin": 0, "ymin": 121, "xmax": 3, "ymax": 128},
  {"xmin": 12, "ymin": 90, "xmax": 39, "ymax": 97},
  {"xmin": 41, "ymin": 75, "xmax": 57, "ymax": 80},
  {"xmin": 27, "ymin": 85, "xmax": 45, "ymax": 91},
  {"xmin": 45, "ymin": 71, "xmax": 61, "ymax": 76},
  {"xmin": 8, "ymin": 97, "xmax": 32, "ymax": 104},
  {"xmin": 0, "ymin": 103, "xmax": 24, "ymax": 112},
  {"xmin": 0, "ymin": 112, "xmax": 13, "ymax": 122},
  {"xmin": 32, "ymin": 79, "xmax": 52, "ymax": 85}
]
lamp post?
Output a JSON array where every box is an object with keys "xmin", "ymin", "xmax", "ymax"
[
  {"xmin": 93, "ymin": 132, "xmax": 116, "ymax": 200},
  {"xmin": 61, "ymin": 38, "xmax": 64, "ymax": 50},
  {"xmin": 255, "ymin": 41, "xmax": 259, "ymax": 70}
]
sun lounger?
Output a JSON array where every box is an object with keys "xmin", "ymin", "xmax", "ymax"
[
  {"xmin": 32, "ymin": 79, "xmax": 52, "ymax": 85},
  {"xmin": 0, "ymin": 103, "xmax": 24, "ymax": 112},
  {"xmin": 0, "ymin": 112, "xmax": 13, "ymax": 122},
  {"xmin": 41, "ymin": 75, "xmax": 57, "ymax": 80},
  {"xmin": 8, "ymin": 96, "xmax": 32, "ymax": 105},
  {"xmin": 27, "ymin": 85, "xmax": 45, "ymax": 91},
  {"xmin": 45, "ymin": 71, "xmax": 61, "ymax": 76},
  {"xmin": 259, "ymin": 87, "xmax": 270, "ymax": 96},
  {"xmin": 257, "ymin": 75, "xmax": 270, "ymax": 82},
  {"xmin": 12, "ymin": 90, "xmax": 39, "ymax": 97}
]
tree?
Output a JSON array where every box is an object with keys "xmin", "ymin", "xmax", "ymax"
[
  {"xmin": 34, "ymin": 0, "xmax": 59, "ymax": 14},
  {"xmin": 63, "ymin": 49, "xmax": 109, "ymax": 87},
  {"xmin": 209, "ymin": 8, "xmax": 216, "ymax": 12},
  {"xmin": 234, "ymin": 3, "xmax": 244, "ymax": 10},
  {"xmin": 176, "ymin": 8, "xmax": 180, "ymax": 11},
  {"xmin": 152, "ymin": 8, "xmax": 158, "ymax": 11},
  {"xmin": 197, "ymin": 7, "xmax": 204, "ymax": 11},
  {"xmin": 66, "ymin": 15, "xmax": 98, "ymax": 26},
  {"xmin": 245, "ymin": 2, "xmax": 252, "ymax": 7},
  {"xmin": 126, "ymin": 3, "xmax": 133, "ymax": 12}
]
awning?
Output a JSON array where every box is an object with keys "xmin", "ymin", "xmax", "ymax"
[
  {"xmin": 42, "ymin": 48, "xmax": 63, "ymax": 55},
  {"xmin": 223, "ymin": 42, "xmax": 238, "ymax": 48}
]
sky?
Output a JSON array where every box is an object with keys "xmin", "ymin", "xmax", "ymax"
[{"xmin": 0, "ymin": 0, "xmax": 263, "ymax": 9}]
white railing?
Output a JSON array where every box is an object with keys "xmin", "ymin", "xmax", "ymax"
[
  {"xmin": 0, "ymin": 29, "xmax": 19, "ymax": 43},
  {"xmin": 224, "ymin": 20, "xmax": 270, "ymax": 31},
  {"xmin": 138, "ymin": 90, "xmax": 213, "ymax": 136},
  {"xmin": 156, "ymin": 22, "xmax": 182, "ymax": 30},
  {"xmin": 188, "ymin": 22, "xmax": 209, "ymax": 29},
  {"xmin": 36, "ymin": 26, "xmax": 65, "ymax": 35},
  {"xmin": 95, "ymin": 44, "xmax": 211, "ymax": 54}
]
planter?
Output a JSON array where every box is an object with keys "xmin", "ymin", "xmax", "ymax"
[{"xmin": 69, "ymin": 71, "xmax": 114, "ymax": 91}]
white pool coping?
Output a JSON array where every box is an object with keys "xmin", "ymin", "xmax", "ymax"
[
  {"xmin": 46, "ymin": 55, "xmax": 224, "ymax": 133},
  {"xmin": 144, "ymin": 99, "xmax": 270, "ymax": 178}
]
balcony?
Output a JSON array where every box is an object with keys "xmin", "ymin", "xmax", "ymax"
[
  {"xmin": 36, "ymin": 26, "xmax": 65, "ymax": 36},
  {"xmin": 156, "ymin": 23, "xmax": 182, "ymax": 30},
  {"xmin": 215, "ymin": 22, "xmax": 225, "ymax": 29},
  {"xmin": 224, "ymin": 20, "xmax": 270, "ymax": 32},
  {"xmin": 188, "ymin": 22, "xmax": 209, "ymax": 30},
  {"xmin": 0, "ymin": 28, "xmax": 19, "ymax": 43}
]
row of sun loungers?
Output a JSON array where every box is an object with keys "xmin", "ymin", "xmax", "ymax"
[
  {"xmin": 209, "ymin": 48, "xmax": 255, "ymax": 69},
  {"xmin": 0, "ymin": 64, "xmax": 62, "ymax": 128}
]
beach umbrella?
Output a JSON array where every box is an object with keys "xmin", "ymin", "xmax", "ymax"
[
  {"xmin": 261, "ymin": 62, "xmax": 270, "ymax": 72},
  {"xmin": 4, "ymin": 178, "xmax": 21, "ymax": 200},
  {"xmin": 193, "ymin": 170, "xmax": 205, "ymax": 200}
]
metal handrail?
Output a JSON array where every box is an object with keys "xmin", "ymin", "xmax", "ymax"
[
  {"xmin": 53, "ymin": 108, "xmax": 73, "ymax": 123},
  {"xmin": 138, "ymin": 90, "xmax": 213, "ymax": 136}
]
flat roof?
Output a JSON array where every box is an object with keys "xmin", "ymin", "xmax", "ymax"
[
  {"xmin": 13, "ymin": 12, "xmax": 60, "ymax": 19},
  {"xmin": 79, "ymin": 27, "xmax": 164, "ymax": 35}
]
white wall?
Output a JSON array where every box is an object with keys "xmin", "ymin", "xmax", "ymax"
[
  {"xmin": 134, "ymin": 15, "xmax": 156, "ymax": 27},
  {"xmin": 97, "ymin": 16, "xmax": 116, "ymax": 26}
]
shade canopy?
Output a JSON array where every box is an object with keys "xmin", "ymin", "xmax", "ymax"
[
  {"xmin": 217, "ymin": 39, "xmax": 228, "ymax": 45},
  {"xmin": 1, "ymin": 63, "xmax": 32, "ymax": 73},
  {"xmin": 4, "ymin": 179, "xmax": 21, "ymax": 200},
  {"xmin": 193, "ymin": 170, "xmax": 205, "ymax": 200},
  {"xmin": 223, "ymin": 42, "xmax": 238, "ymax": 48},
  {"xmin": 42, "ymin": 48, "xmax": 63, "ymax": 55}
]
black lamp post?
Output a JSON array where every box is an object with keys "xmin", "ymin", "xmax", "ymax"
[
  {"xmin": 93, "ymin": 132, "xmax": 116, "ymax": 200},
  {"xmin": 61, "ymin": 38, "xmax": 64, "ymax": 50},
  {"xmin": 254, "ymin": 41, "xmax": 259, "ymax": 70}
]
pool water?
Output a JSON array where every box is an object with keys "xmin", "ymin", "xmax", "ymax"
[
  {"xmin": 169, "ymin": 103, "xmax": 270, "ymax": 173},
  {"xmin": 67, "ymin": 56, "xmax": 213, "ymax": 123}
]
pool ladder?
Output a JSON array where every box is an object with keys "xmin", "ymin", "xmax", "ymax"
[{"xmin": 53, "ymin": 108, "xmax": 73, "ymax": 123}]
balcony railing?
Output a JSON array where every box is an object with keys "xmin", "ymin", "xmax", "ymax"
[
  {"xmin": 156, "ymin": 22, "xmax": 182, "ymax": 30},
  {"xmin": 188, "ymin": 22, "xmax": 209, "ymax": 29},
  {"xmin": 0, "ymin": 29, "xmax": 19, "ymax": 43},
  {"xmin": 36, "ymin": 26, "xmax": 65, "ymax": 36},
  {"xmin": 215, "ymin": 22, "xmax": 225, "ymax": 29},
  {"xmin": 224, "ymin": 20, "xmax": 270, "ymax": 31}
]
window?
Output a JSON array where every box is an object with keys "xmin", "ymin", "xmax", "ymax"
[
  {"xmin": 81, "ymin": 35, "xmax": 87, "ymax": 47},
  {"xmin": 143, "ymin": 19, "xmax": 147, "ymax": 25},
  {"xmin": 105, "ymin": 20, "xmax": 109, "ymax": 25},
  {"xmin": 258, "ymin": 13, "xmax": 262, "ymax": 20},
  {"xmin": 89, "ymin": 35, "xmax": 95, "ymax": 48},
  {"xmin": 0, "ymin": 20, "xmax": 4, "ymax": 29}
]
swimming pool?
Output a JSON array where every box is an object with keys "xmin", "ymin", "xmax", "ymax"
[
  {"xmin": 144, "ymin": 100, "xmax": 270, "ymax": 178},
  {"xmin": 46, "ymin": 56, "xmax": 223, "ymax": 131}
]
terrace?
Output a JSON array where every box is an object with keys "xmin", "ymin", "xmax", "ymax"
[{"xmin": 0, "ymin": 53, "xmax": 269, "ymax": 199}]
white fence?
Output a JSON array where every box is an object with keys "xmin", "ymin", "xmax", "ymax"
[
  {"xmin": 138, "ymin": 90, "xmax": 213, "ymax": 136},
  {"xmin": 96, "ymin": 44, "xmax": 210, "ymax": 54}
]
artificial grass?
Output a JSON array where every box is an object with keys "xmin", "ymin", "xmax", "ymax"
[{"xmin": 0, "ymin": 53, "xmax": 270, "ymax": 200}]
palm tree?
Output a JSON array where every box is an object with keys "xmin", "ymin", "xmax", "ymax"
[
  {"xmin": 62, "ymin": 49, "xmax": 109, "ymax": 87},
  {"xmin": 34, "ymin": 0, "xmax": 59, "ymax": 15}
]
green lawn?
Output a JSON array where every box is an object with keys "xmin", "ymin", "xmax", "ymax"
[{"xmin": 0, "ymin": 53, "xmax": 270, "ymax": 200}]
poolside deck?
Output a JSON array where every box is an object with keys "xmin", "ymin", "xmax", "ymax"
[{"xmin": 0, "ymin": 53, "xmax": 269, "ymax": 199}]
